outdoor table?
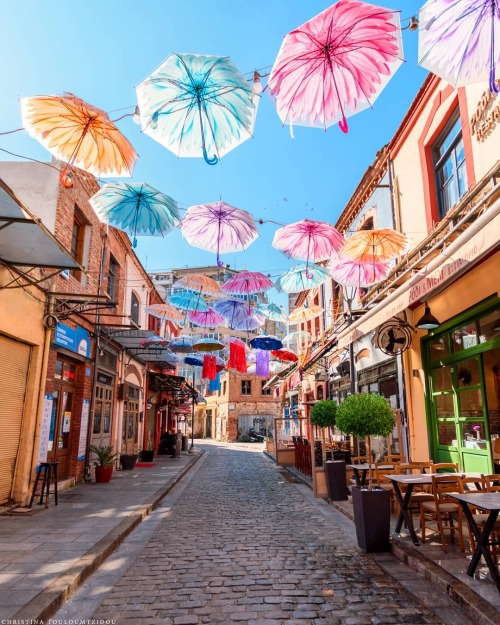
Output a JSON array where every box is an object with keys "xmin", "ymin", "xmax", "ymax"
[
  {"xmin": 450, "ymin": 492, "xmax": 500, "ymax": 593},
  {"xmin": 347, "ymin": 463, "xmax": 392, "ymax": 487}
]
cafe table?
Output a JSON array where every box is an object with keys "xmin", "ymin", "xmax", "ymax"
[
  {"xmin": 347, "ymin": 463, "xmax": 393, "ymax": 488},
  {"xmin": 450, "ymin": 492, "xmax": 500, "ymax": 593}
]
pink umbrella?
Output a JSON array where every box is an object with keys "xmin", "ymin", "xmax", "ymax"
[
  {"xmin": 268, "ymin": 0, "xmax": 404, "ymax": 133},
  {"xmin": 329, "ymin": 257, "xmax": 390, "ymax": 287},
  {"xmin": 222, "ymin": 271, "xmax": 273, "ymax": 295},
  {"xmin": 272, "ymin": 219, "xmax": 344, "ymax": 276},
  {"xmin": 181, "ymin": 201, "xmax": 259, "ymax": 266},
  {"xmin": 188, "ymin": 308, "xmax": 226, "ymax": 328}
]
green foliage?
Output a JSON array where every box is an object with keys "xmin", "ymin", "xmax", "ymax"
[
  {"xmin": 310, "ymin": 400, "xmax": 338, "ymax": 429},
  {"xmin": 336, "ymin": 393, "xmax": 395, "ymax": 438},
  {"xmin": 89, "ymin": 445, "xmax": 119, "ymax": 468}
]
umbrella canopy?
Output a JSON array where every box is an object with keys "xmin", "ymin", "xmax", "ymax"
[
  {"xmin": 340, "ymin": 228, "xmax": 408, "ymax": 262},
  {"xmin": 170, "ymin": 337, "xmax": 195, "ymax": 353},
  {"xmin": 184, "ymin": 355, "xmax": 203, "ymax": 367},
  {"xmin": 271, "ymin": 348, "xmax": 299, "ymax": 362},
  {"xmin": 418, "ymin": 0, "xmax": 500, "ymax": 92},
  {"xmin": 140, "ymin": 335, "xmax": 170, "ymax": 348},
  {"xmin": 329, "ymin": 256, "xmax": 390, "ymax": 287},
  {"xmin": 248, "ymin": 361, "xmax": 286, "ymax": 374},
  {"xmin": 21, "ymin": 93, "xmax": 137, "ymax": 183},
  {"xmin": 89, "ymin": 182, "xmax": 180, "ymax": 247},
  {"xmin": 222, "ymin": 271, "xmax": 273, "ymax": 295},
  {"xmin": 253, "ymin": 303, "xmax": 287, "ymax": 322},
  {"xmin": 268, "ymin": 0, "xmax": 404, "ymax": 133},
  {"xmin": 192, "ymin": 337, "xmax": 225, "ymax": 352},
  {"xmin": 136, "ymin": 53, "xmax": 258, "ymax": 165},
  {"xmin": 283, "ymin": 330, "xmax": 313, "ymax": 344},
  {"xmin": 274, "ymin": 264, "xmax": 329, "ymax": 293},
  {"xmin": 187, "ymin": 308, "xmax": 226, "ymax": 328},
  {"xmin": 221, "ymin": 336, "xmax": 249, "ymax": 350},
  {"xmin": 168, "ymin": 291, "xmax": 209, "ymax": 312},
  {"xmin": 213, "ymin": 299, "xmax": 251, "ymax": 325},
  {"xmin": 249, "ymin": 335, "xmax": 283, "ymax": 350},
  {"xmin": 229, "ymin": 312, "xmax": 265, "ymax": 332},
  {"xmin": 176, "ymin": 274, "xmax": 222, "ymax": 297},
  {"xmin": 272, "ymin": 219, "xmax": 344, "ymax": 266},
  {"xmin": 181, "ymin": 201, "xmax": 259, "ymax": 266},
  {"xmin": 288, "ymin": 304, "xmax": 324, "ymax": 323},
  {"xmin": 145, "ymin": 303, "xmax": 183, "ymax": 323}
]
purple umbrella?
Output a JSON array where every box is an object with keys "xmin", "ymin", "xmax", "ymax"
[
  {"xmin": 213, "ymin": 299, "xmax": 250, "ymax": 326},
  {"xmin": 229, "ymin": 312, "xmax": 265, "ymax": 332},
  {"xmin": 181, "ymin": 201, "xmax": 259, "ymax": 266},
  {"xmin": 188, "ymin": 308, "xmax": 226, "ymax": 328}
]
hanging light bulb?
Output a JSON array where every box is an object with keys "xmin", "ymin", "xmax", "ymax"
[
  {"xmin": 132, "ymin": 105, "xmax": 141, "ymax": 125},
  {"xmin": 59, "ymin": 169, "xmax": 73, "ymax": 188}
]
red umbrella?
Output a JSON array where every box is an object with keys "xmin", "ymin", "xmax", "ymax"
[{"xmin": 271, "ymin": 348, "xmax": 298, "ymax": 363}]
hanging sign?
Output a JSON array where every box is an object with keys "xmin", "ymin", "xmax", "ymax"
[{"xmin": 54, "ymin": 323, "xmax": 91, "ymax": 357}]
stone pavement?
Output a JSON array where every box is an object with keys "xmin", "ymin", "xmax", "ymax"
[{"xmin": 0, "ymin": 450, "xmax": 203, "ymax": 621}]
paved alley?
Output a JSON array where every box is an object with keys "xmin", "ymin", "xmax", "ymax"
[{"xmin": 53, "ymin": 443, "xmax": 473, "ymax": 625}]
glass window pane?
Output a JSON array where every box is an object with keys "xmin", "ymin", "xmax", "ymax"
[
  {"xmin": 458, "ymin": 388, "xmax": 483, "ymax": 417},
  {"xmin": 438, "ymin": 420, "xmax": 457, "ymax": 446},
  {"xmin": 429, "ymin": 336, "xmax": 450, "ymax": 360},
  {"xmin": 54, "ymin": 360, "xmax": 63, "ymax": 380},
  {"xmin": 432, "ymin": 366, "xmax": 452, "ymax": 391},
  {"xmin": 462, "ymin": 421, "xmax": 486, "ymax": 448},
  {"xmin": 103, "ymin": 403, "xmax": 111, "ymax": 433},
  {"xmin": 479, "ymin": 310, "xmax": 500, "ymax": 342},
  {"xmin": 451, "ymin": 323, "xmax": 478, "ymax": 352},
  {"xmin": 456, "ymin": 358, "xmax": 480, "ymax": 387},
  {"xmin": 437, "ymin": 117, "xmax": 461, "ymax": 158},
  {"xmin": 435, "ymin": 393, "xmax": 454, "ymax": 418},
  {"xmin": 93, "ymin": 400, "xmax": 102, "ymax": 434}
]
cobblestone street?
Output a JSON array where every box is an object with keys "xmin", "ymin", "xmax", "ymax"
[{"xmin": 54, "ymin": 443, "xmax": 467, "ymax": 625}]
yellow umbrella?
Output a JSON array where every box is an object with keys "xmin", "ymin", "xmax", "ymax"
[
  {"xmin": 341, "ymin": 229, "xmax": 408, "ymax": 262},
  {"xmin": 288, "ymin": 304, "xmax": 323, "ymax": 323},
  {"xmin": 21, "ymin": 93, "xmax": 137, "ymax": 184},
  {"xmin": 175, "ymin": 274, "xmax": 222, "ymax": 297}
]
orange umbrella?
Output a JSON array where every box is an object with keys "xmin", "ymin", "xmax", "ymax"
[
  {"xmin": 175, "ymin": 274, "xmax": 222, "ymax": 297},
  {"xmin": 21, "ymin": 93, "xmax": 137, "ymax": 184},
  {"xmin": 145, "ymin": 303, "xmax": 183, "ymax": 323},
  {"xmin": 288, "ymin": 304, "xmax": 323, "ymax": 323},
  {"xmin": 341, "ymin": 229, "xmax": 408, "ymax": 262}
]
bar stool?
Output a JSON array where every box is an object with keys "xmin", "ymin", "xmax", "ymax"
[{"xmin": 29, "ymin": 462, "xmax": 59, "ymax": 508}]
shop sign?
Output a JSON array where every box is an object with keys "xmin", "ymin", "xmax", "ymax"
[
  {"xmin": 37, "ymin": 394, "xmax": 53, "ymax": 466},
  {"xmin": 54, "ymin": 322, "xmax": 90, "ymax": 358},
  {"xmin": 470, "ymin": 84, "xmax": 500, "ymax": 141},
  {"xmin": 78, "ymin": 399, "xmax": 90, "ymax": 461}
]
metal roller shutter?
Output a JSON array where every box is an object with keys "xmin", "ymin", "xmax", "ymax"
[{"xmin": 0, "ymin": 335, "xmax": 31, "ymax": 503}]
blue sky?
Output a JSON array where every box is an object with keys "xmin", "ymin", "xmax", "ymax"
[{"xmin": 0, "ymin": 0, "xmax": 426, "ymax": 305}]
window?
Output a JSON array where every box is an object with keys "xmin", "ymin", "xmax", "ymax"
[
  {"xmin": 241, "ymin": 380, "xmax": 252, "ymax": 395},
  {"xmin": 222, "ymin": 380, "xmax": 227, "ymax": 395},
  {"xmin": 130, "ymin": 292, "xmax": 140, "ymax": 326},
  {"xmin": 261, "ymin": 381, "xmax": 271, "ymax": 396},
  {"xmin": 71, "ymin": 206, "xmax": 86, "ymax": 280},
  {"xmin": 107, "ymin": 255, "xmax": 118, "ymax": 301},
  {"xmin": 434, "ymin": 112, "xmax": 467, "ymax": 218}
]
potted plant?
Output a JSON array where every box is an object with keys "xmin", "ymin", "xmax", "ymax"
[
  {"xmin": 140, "ymin": 433, "xmax": 155, "ymax": 462},
  {"xmin": 310, "ymin": 400, "xmax": 346, "ymax": 502},
  {"xmin": 90, "ymin": 445, "xmax": 119, "ymax": 483},
  {"xmin": 336, "ymin": 393, "xmax": 395, "ymax": 552},
  {"xmin": 120, "ymin": 445, "xmax": 138, "ymax": 471}
]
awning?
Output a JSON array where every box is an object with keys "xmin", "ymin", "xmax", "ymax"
[
  {"xmin": 148, "ymin": 372, "xmax": 198, "ymax": 399},
  {"xmin": 0, "ymin": 178, "xmax": 80, "ymax": 270},
  {"xmin": 337, "ymin": 196, "xmax": 500, "ymax": 350}
]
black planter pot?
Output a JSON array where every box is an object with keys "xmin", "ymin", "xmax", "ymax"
[
  {"xmin": 325, "ymin": 460, "xmax": 348, "ymax": 502},
  {"xmin": 139, "ymin": 450, "xmax": 154, "ymax": 462},
  {"xmin": 120, "ymin": 454, "xmax": 138, "ymax": 470},
  {"xmin": 351, "ymin": 486, "xmax": 391, "ymax": 552}
]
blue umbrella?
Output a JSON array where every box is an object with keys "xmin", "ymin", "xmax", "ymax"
[
  {"xmin": 253, "ymin": 303, "xmax": 287, "ymax": 323},
  {"xmin": 136, "ymin": 53, "xmax": 259, "ymax": 165},
  {"xmin": 170, "ymin": 337, "xmax": 194, "ymax": 353},
  {"xmin": 274, "ymin": 264, "xmax": 329, "ymax": 293},
  {"xmin": 249, "ymin": 335, "xmax": 283, "ymax": 351},
  {"xmin": 89, "ymin": 182, "xmax": 180, "ymax": 247},
  {"xmin": 184, "ymin": 355, "xmax": 203, "ymax": 367},
  {"xmin": 168, "ymin": 291, "xmax": 209, "ymax": 312}
]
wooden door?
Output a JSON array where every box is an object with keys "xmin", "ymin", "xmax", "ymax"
[{"xmin": 46, "ymin": 383, "xmax": 74, "ymax": 478}]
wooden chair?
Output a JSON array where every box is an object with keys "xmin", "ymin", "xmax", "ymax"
[
  {"xmin": 431, "ymin": 462, "xmax": 459, "ymax": 474},
  {"xmin": 420, "ymin": 474, "xmax": 464, "ymax": 552},
  {"xmin": 375, "ymin": 462, "xmax": 400, "ymax": 512},
  {"xmin": 458, "ymin": 475, "xmax": 487, "ymax": 554},
  {"xmin": 351, "ymin": 455, "xmax": 369, "ymax": 464},
  {"xmin": 384, "ymin": 454, "xmax": 404, "ymax": 464}
]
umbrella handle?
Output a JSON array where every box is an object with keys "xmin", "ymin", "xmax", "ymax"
[
  {"xmin": 490, "ymin": 68, "xmax": 500, "ymax": 94},
  {"xmin": 202, "ymin": 145, "xmax": 219, "ymax": 165},
  {"xmin": 339, "ymin": 116, "xmax": 348, "ymax": 134}
]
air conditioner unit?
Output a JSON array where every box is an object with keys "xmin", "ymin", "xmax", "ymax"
[{"xmin": 336, "ymin": 361, "xmax": 350, "ymax": 377}]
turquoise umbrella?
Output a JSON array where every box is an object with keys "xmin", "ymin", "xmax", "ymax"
[
  {"xmin": 254, "ymin": 303, "xmax": 287, "ymax": 323},
  {"xmin": 168, "ymin": 291, "xmax": 209, "ymax": 312},
  {"xmin": 274, "ymin": 264, "xmax": 329, "ymax": 293},
  {"xmin": 89, "ymin": 182, "xmax": 180, "ymax": 247}
]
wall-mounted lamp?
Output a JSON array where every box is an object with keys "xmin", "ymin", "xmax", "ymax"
[{"xmin": 416, "ymin": 304, "xmax": 441, "ymax": 330}]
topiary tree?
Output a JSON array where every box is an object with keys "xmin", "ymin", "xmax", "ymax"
[
  {"xmin": 310, "ymin": 400, "xmax": 338, "ymax": 429},
  {"xmin": 336, "ymin": 393, "xmax": 395, "ymax": 488}
]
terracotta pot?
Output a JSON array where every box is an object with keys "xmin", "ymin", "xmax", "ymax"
[{"xmin": 95, "ymin": 466, "xmax": 113, "ymax": 483}]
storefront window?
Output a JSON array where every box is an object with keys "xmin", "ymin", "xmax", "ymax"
[
  {"xmin": 462, "ymin": 421, "xmax": 486, "ymax": 448},
  {"xmin": 457, "ymin": 388, "xmax": 483, "ymax": 417},
  {"xmin": 429, "ymin": 336, "xmax": 450, "ymax": 360},
  {"xmin": 432, "ymin": 366, "xmax": 452, "ymax": 391},
  {"xmin": 54, "ymin": 360, "xmax": 63, "ymax": 380},
  {"xmin": 438, "ymin": 420, "xmax": 457, "ymax": 447},
  {"xmin": 456, "ymin": 358, "xmax": 480, "ymax": 387},
  {"xmin": 479, "ymin": 311, "xmax": 500, "ymax": 343},
  {"xmin": 435, "ymin": 393, "xmax": 454, "ymax": 418},
  {"xmin": 451, "ymin": 323, "xmax": 478, "ymax": 353}
]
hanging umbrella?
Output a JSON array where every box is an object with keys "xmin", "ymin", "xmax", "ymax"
[
  {"xmin": 136, "ymin": 53, "xmax": 259, "ymax": 165},
  {"xmin": 214, "ymin": 299, "xmax": 251, "ymax": 325},
  {"xmin": 249, "ymin": 335, "xmax": 283, "ymax": 350},
  {"xmin": 271, "ymin": 348, "xmax": 299, "ymax": 363},
  {"xmin": 145, "ymin": 303, "xmax": 183, "ymax": 323},
  {"xmin": 275, "ymin": 264, "xmax": 329, "ymax": 293},
  {"xmin": 418, "ymin": 0, "xmax": 500, "ymax": 92},
  {"xmin": 181, "ymin": 201, "xmax": 259, "ymax": 266},
  {"xmin": 283, "ymin": 330, "xmax": 313, "ymax": 344},
  {"xmin": 268, "ymin": 0, "xmax": 404, "ymax": 134},
  {"xmin": 272, "ymin": 219, "xmax": 344, "ymax": 271},
  {"xmin": 21, "ymin": 93, "xmax": 137, "ymax": 185},
  {"xmin": 170, "ymin": 337, "xmax": 194, "ymax": 353},
  {"xmin": 176, "ymin": 274, "xmax": 222, "ymax": 298},
  {"xmin": 215, "ymin": 356, "xmax": 227, "ymax": 372},
  {"xmin": 229, "ymin": 312, "xmax": 265, "ymax": 332},
  {"xmin": 89, "ymin": 182, "xmax": 179, "ymax": 248},
  {"xmin": 341, "ymin": 229, "xmax": 408, "ymax": 262},
  {"xmin": 161, "ymin": 351, "xmax": 180, "ymax": 366},
  {"xmin": 288, "ymin": 304, "xmax": 324, "ymax": 323},
  {"xmin": 184, "ymin": 354, "xmax": 203, "ymax": 367},
  {"xmin": 329, "ymin": 256, "xmax": 390, "ymax": 287},
  {"xmin": 168, "ymin": 291, "xmax": 209, "ymax": 312},
  {"xmin": 222, "ymin": 271, "xmax": 273, "ymax": 295},
  {"xmin": 253, "ymin": 303, "xmax": 287, "ymax": 322},
  {"xmin": 192, "ymin": 337, "xmax": 225, "ymax": 352},
  {"xmin": 248, "ymin": 360, "xmax": 287, "ymax": 374},
  {"xmin": 140, "ymin": 335, "xmax": 170, "ymax": 348},
  {"xmin": 188, "ymin": 308, "xmax": 226, "ymax": 328},
  {"xmin": 221, "ymin": 336, "xmax": 248, "ymax": 350}
]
